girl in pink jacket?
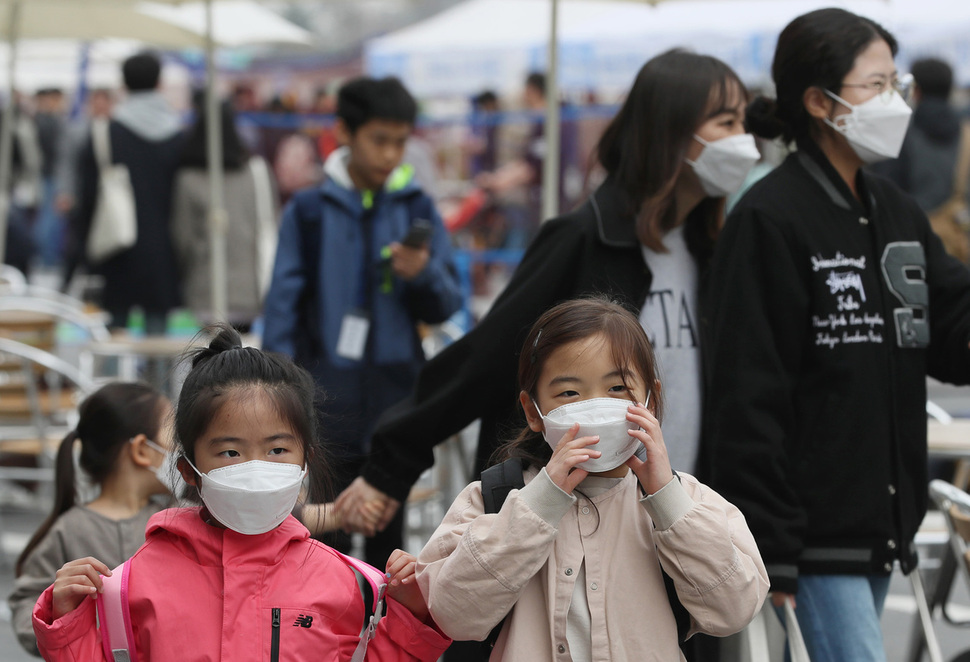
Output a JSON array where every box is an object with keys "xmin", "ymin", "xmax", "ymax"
[
  {"xmin": 32, "ymin": 325, "xmax": 451, "ymax": 661},
  {"xmin": 416, "ymin": 298, "xmax": 769, "ymax": 661}
]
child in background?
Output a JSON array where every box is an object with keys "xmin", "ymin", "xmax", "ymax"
[
  {"xmin": 416, "ymin": 298, "xmax": 769, "ymax": 661},
  {"xmin": 9, "ymin": 382, "xmax": 173, "ymax": 656},
  {"xmin": 32, "ymin": 325, "xmax": 449, "ymax": 661}
]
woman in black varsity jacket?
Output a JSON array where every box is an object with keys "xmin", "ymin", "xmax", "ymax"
[{"xmin": 704, "ymin": 9, "xmax": 970, "ymax": 662}]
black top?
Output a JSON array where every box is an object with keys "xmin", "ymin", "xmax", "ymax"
[
  {"xmin": 69, "ymin": 121, "xmax": 183, "ymax": 315},
  {"xmin": 703, "ymin": 139, "xmax": 970, "ymax": 592}
]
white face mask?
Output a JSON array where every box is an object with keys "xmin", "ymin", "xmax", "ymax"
[
  {"xmin": 187, "ymin": 459, "xmax": 306, "ymax": 535},
  {"xmin": 824, "ymin": 89, "xmax": 912, "ymax": 164},
  {"xmin": 143, "ymin": 439, "xmax": 182, "ymax": 495},
  {"xmin": 535, "ymin": 393, "xmax": 650, "ymax": 473},
  {"xmin": 686, "ymin": 133, "xmax": 761, "ymax": 197}
]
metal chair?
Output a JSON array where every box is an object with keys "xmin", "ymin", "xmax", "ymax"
[
  {"xmin": 906, "ymin": 480, "xmax": 970, "ymax": 662},
  {"xmin": 0, "ymin": 337, "xmax": 97, "ymax": 566}
]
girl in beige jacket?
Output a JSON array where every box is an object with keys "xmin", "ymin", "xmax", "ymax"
[{"xmin": 416, "ymin": 298, "xmax": 769, "ymax": 661}]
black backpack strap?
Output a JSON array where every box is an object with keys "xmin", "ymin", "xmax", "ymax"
[
  {"xmin": 477, "ymin": 458, "xmax": 525, "ymax": 652},
  {"xmin": 481, "ymin": 457, "xmax": 525, "ymax": 515}
]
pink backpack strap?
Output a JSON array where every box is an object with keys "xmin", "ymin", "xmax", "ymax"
[
  {"xmin": 95, "ymin": 561, "xmax": 138, "ymax": 662},
  {"xmin": 333, "ymin": 551, "xmax": 388, "ymax": 662}
]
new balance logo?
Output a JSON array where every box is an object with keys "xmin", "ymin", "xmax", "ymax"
[{"xmin": 293, "ymin": 615, "xmax": 313, "ymax": 628}]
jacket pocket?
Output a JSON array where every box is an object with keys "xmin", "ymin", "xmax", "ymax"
[{"xmin": 271, "ymin": 607, "xmax": 281, "ymax": 662}]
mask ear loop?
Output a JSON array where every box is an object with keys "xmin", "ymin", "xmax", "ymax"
[{"xmin": 823, "ymin": 89, "xmax": 856, "ymax": 132}]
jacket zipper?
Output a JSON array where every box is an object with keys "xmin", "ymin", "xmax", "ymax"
[{"xmin": 271, "ymin": 608, "xmax": 281, "ymax": 662}]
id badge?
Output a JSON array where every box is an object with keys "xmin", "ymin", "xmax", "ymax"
[{"xmin": 335, "ymin": 311, "xmax": 370, "ymax": 361}]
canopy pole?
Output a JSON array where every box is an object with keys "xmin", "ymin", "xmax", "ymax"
[
  {"xmin": 205, "ymin": 0, "xmax": 228, "ymax": 322},
  {"xmin": 540, "ymin": 0, "xmax": 561, "ymax": 223},
  {"xmin": 0, "ymin": 0, "xmax": 21, "ymax": 266}
]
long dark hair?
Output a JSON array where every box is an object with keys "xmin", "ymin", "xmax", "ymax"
[
  {"xmin": 492, "ymin": 297, "xmax": 663, "ymax": 470},
  {"xmin": 174, "ymin": 324, "xmax": 331, "ymax": 505},
  {"xmin": 179, "ymin": 95, "xmax": 250, "ymax": 170},
  {"xmin": 746, "ymin": 8, "xmax": 898, "ymax": 146},
  {"xmin": 15, "ymin": 383, "xmax": 168, "ymax": 576},
  {"xmin": 596, "ymin": 48, "xmax": 746, "ymax": 252}
]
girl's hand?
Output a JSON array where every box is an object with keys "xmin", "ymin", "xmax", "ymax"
[
  {"xmin": 385, "ymin": 549, "xmax": 430, "ymax": 623},
  {"xmin": 625, "ymin": 403, "xmax": 674, "ymax": 495},
  {"xmin": 546, "ymin": 423, "xmax": 600, "ymax": 494},
  {"xmin": 51, "ymin": 557, "xmax": 112, "ymax": 620}
]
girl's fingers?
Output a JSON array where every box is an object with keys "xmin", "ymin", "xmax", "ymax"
[
  {"xmin": 556, "ymin": 435, "xmax": 602, "ymax": 455},
  {"xmin": 553, "ymin": 423, "xmax": 582, "ymax": 448},
  {"xmin": 56, "ymin": 562, "xmax": 108, "ymax": 593},
  {"xmin": 626, "ymin": 406, "xmax": 659, "ymax": 430},
  {"xmin": 61, "ymin": 557, "xmax": 112, "ymax": 577},
  {"xmin": 385, "ymin": 549, "xmax": 407, "ymax": 572},
  {"xmin": 393, "ymin": 562, "xmax": 416, "ymax": 585},
  {"xmin": 562, "ymin": 467, "xmax": 589, "ymax": 493},
  {"xmin": 385, "ymin": 549, "xmax": 417, "ymax": 581}
]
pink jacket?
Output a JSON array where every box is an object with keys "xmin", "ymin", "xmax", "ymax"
[{"xmin": 33, "ymin": 508, "xmax": 450, "ymax": 662}]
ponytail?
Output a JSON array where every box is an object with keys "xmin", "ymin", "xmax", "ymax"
[
  {"xmin": 15, "ymin": 431, "xmax": 79, "ymax": 576},
  {"xmin": 14, "ymin": 382, "xmax": 167, "ymax": 576}
]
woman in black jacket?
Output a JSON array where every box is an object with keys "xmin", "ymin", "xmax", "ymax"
[
  {"xmin": 341, "ymin": 49, "xmax": 759, "ymax": 661},
  {"xmin": 704, "ymin": 9, "xmax": 970, "ymax": 661},
  {"xmin": 342, "ymin": 48, "xmax": 757, "ymax": 517}
]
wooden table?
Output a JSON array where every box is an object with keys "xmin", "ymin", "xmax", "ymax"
[
  {"xmin": 928, "ymin": 420, "xmax": 970, "ymax": 458},
  {"xmin": 85, "ymin": 334, "xmax": 203, "ymax": 398},
  {"xmin": 85, "ymin": 333, "xmax": 260, "ymax": 398}
]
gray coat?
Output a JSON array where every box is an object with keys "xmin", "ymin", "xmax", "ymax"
[{"xmin": 170, "ymin": 157, "xmax": 279, "ymax": 325}]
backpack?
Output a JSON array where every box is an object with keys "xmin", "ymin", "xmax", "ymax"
[
  {"xmin": 96, "ymin": 550, "xmax": 387, "ymax": 662},
  {"xmin": 479, "ymin": 458, "xmax": 692, "ymax": 650}
]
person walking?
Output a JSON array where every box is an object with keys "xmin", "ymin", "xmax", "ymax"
[
  {"xmin": 703, "ymin": 9, "xmax": 970, "ymax": 661},
  {"xmin": 417, "ymin": 298, "xmax": 768, "ymax": 661},
  {"xmin": 262, "ymin": 76, "xmax": 462, "ymax": 569},
  {"xmin": 68, "ymin": 52, "xmax": 183, "ymax": 333},
  {"xmin": 31, "ymin": 326, "xmax": 450, "ymax": 662},
  {"xmin": 171, "ymin": 97, "xmax": 279, "ymax": 330},
  {"xmin": 337, "ymin": 48, "xmax": 760, "ymax": 661}
]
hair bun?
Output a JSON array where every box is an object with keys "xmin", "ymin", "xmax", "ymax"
[
  {"xmin": 745, "ymin": 96, "xmax": 786, "ymax": 140},
  {"xmin": 190, "ymin": 323, "xmax": 244, "ymax": 368}
]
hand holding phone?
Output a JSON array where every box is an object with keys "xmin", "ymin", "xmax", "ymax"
[{"xmin": 401, "ymin": 219, "xmax": 433, "ymax": 248}]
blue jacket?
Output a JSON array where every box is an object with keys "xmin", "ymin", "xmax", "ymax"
[{"xmin": 263, "ymin": 155, "xmax": 462, "ymax": 453}]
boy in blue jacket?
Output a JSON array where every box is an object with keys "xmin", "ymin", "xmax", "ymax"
[{"xmin": 262, "ymin": 77, "xmax": 462, "ymax": 566}]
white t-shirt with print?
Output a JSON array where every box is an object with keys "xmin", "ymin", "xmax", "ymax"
[{"xmin": 639, "ymin": 224, "xmax": 702, "ymax": 473}]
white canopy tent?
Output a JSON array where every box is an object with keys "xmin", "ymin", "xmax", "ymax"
[
  {"xmin": 367, "ymin": 0, "xmax": 970, "ymax": 99},
  {"xmin": 367, "ymin": 0, "xmax": 968, "ymax": 219},
  {"xmin": 0, "ymin": 40, "xmax": 148, "ymax": 93}
]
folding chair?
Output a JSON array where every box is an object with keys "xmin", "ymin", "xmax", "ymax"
[{"xmin": 906, "ymin": 479, "xmax": 970, "ymax": 662}]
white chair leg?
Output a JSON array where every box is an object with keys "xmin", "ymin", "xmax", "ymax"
[{"xmin": 910, "ymin": 568, "xmax": 945, "ymax": 662}]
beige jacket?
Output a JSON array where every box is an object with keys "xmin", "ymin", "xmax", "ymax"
[{"xmin": 416, "ymin": 468, "xmax": 768, "ymax": 662}]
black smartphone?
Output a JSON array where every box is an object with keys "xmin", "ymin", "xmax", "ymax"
[{"xmin": 401, "ymin": 219, "xmax": 433, "ymax": 248}]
